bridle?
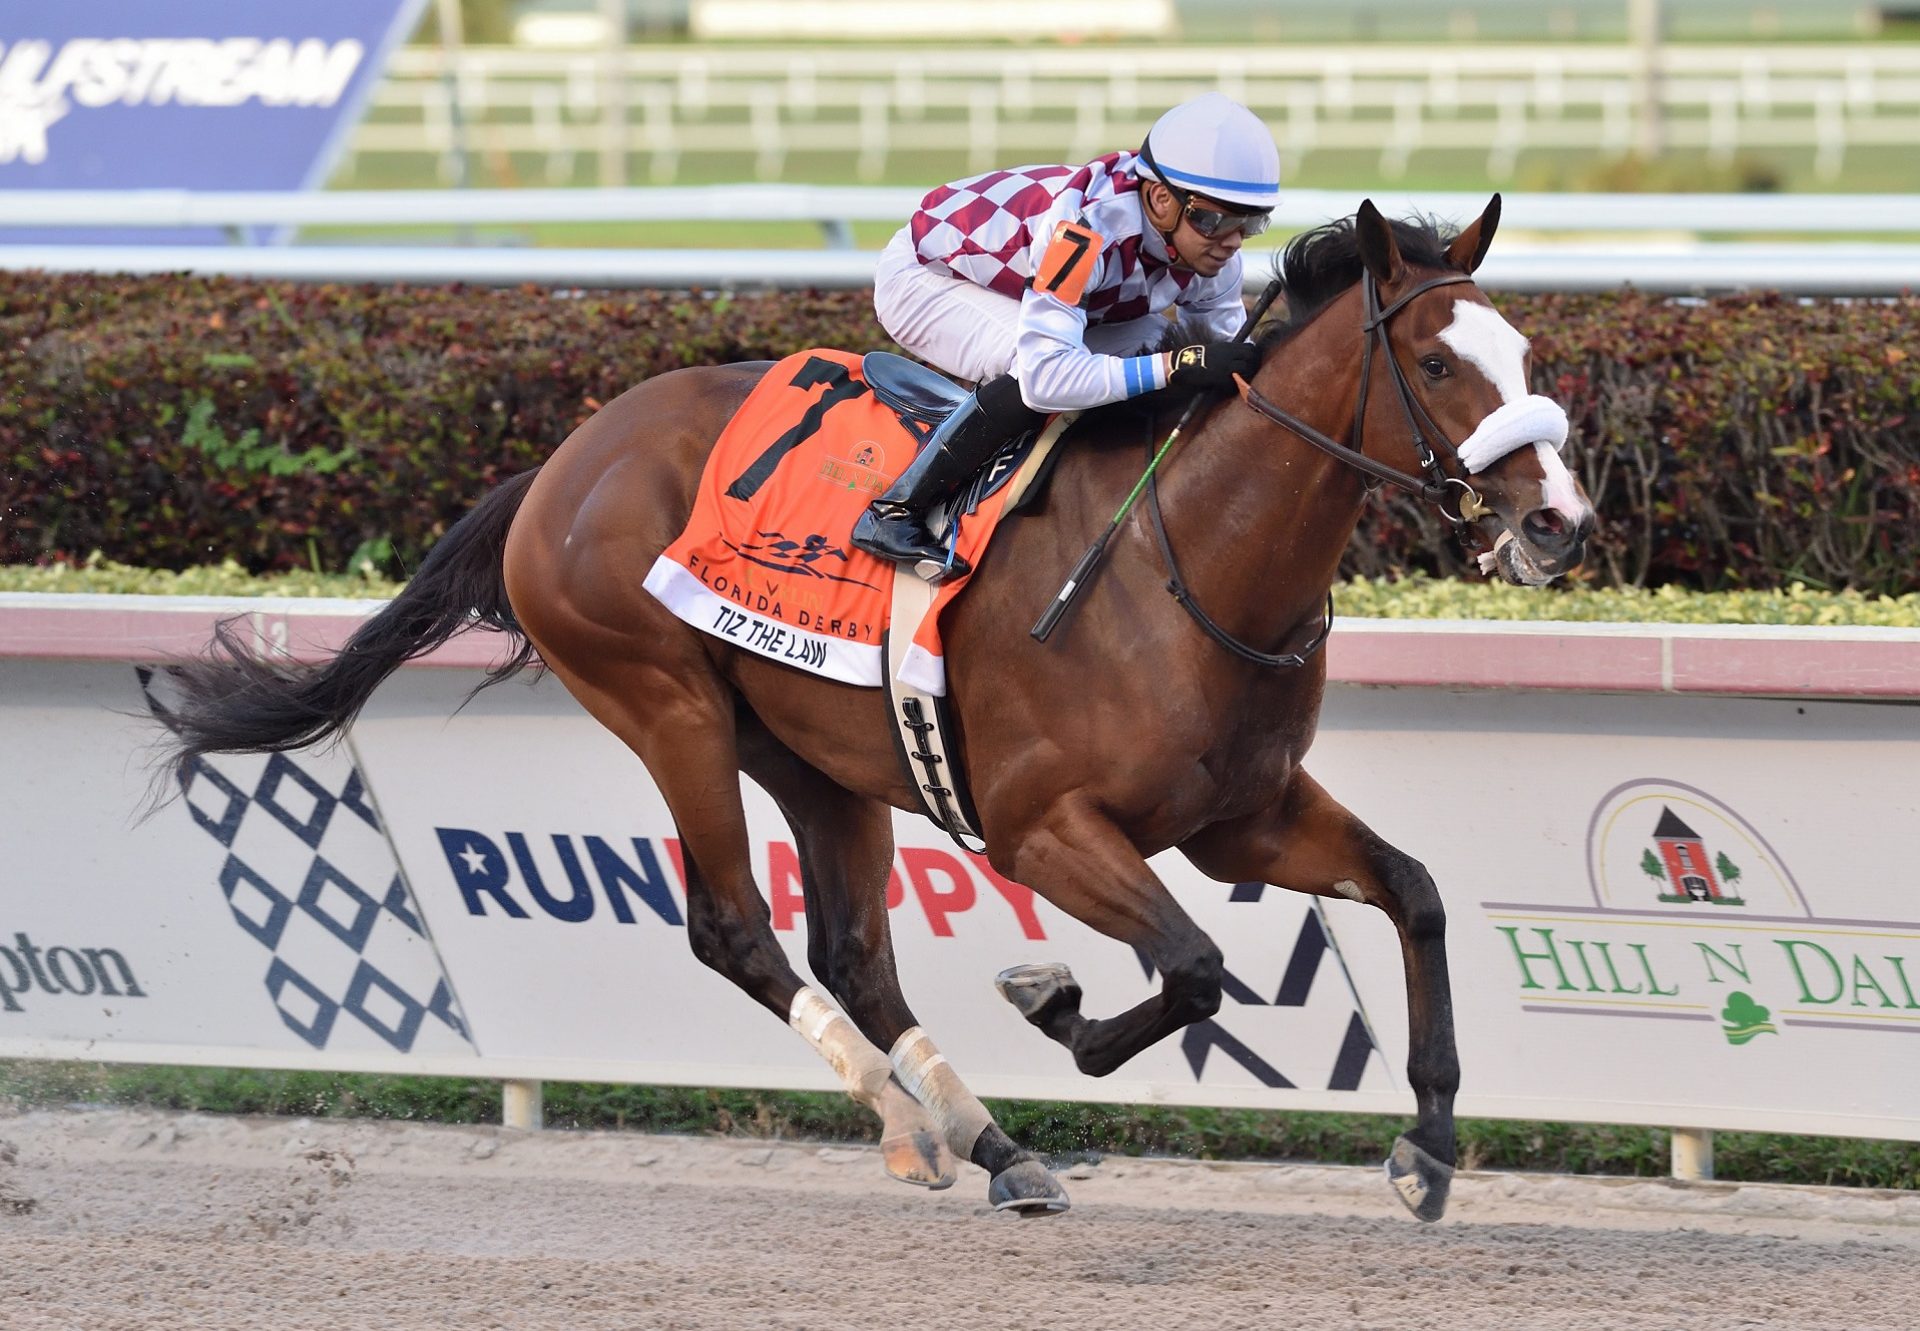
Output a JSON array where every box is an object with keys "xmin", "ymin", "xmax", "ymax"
[
  {"xmin": 1145, "ymin": 267, "xmax": 1494, "ymax": 670},
  {"xmin": 1237, "ymin": 268, "xmax": 1491, "ymax": 524}
]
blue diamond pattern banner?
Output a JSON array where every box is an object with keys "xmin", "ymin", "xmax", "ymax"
[{"xmin": 146, "ymin": 671, "xmax": 471, "ymax": 1055}]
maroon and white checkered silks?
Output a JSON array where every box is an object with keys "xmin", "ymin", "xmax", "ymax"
[{"xmin": 907, "ymin": 151, "xmax": 1209, "ymax": 327}]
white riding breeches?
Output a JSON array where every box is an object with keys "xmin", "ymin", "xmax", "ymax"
[{"xmin": 873, "ymin": 228, "xmax": 1165, "ymax": 387}]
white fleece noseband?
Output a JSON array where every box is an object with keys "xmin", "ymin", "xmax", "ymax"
[
  {"xmin": 1455, "ymin": 394, "xmax": 1569, "ymax": 474},
  {"xmin": 1436, "ymin": 299, "xmax": 1570, "ymax": 475}
]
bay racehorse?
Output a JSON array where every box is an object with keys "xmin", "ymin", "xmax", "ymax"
[{"xmin": 157, "ymin": 198, "xmax": 1594, "ymax": 1220}]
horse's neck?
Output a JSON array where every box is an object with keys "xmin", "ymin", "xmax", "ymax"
[{"xmin": 1148, "ymin": 329, "xmax": 1370, "ymax": 654}]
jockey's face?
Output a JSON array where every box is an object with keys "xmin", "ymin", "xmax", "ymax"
[{"xmin": 1145, "ymin": 183, "xmax": 1257, "ymax": 277}]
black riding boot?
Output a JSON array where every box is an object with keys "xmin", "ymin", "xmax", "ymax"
[{"xmin": 851, "ymin": 374, "xmax": 1045, "ymax": 580}]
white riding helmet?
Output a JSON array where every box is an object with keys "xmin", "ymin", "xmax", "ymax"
[{"xmin": 1137, "ymin": 93, "xmax": 1281, "ymax": 212}]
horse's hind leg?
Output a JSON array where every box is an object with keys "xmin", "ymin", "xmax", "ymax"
[
  {"xmin": 1181, "ymin": 768, "xmax": 1459, "ymax": 1222},
  {"xmin": 540, "ymin": 658, "xmax": 922, "ymax": 1176},
  {"xmin": 735, "ymin": 723, "xmax": 947, "ymax": 1189},
  {"xmin": 739, "ymin": 722, "xmax": 1068, "ymax": 1214}
]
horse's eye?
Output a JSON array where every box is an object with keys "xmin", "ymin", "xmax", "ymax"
[{"xmin": 1420, "ymin": 356, "xmax": 1449, "ymax": 379}]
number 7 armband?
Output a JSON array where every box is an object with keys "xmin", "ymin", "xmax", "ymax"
[{"xmin": 1030, "ymin": 220, "xmax": 1104, "ymax": 308}]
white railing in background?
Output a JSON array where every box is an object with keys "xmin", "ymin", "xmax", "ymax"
[
  {"xmin": 689, "ymin": 0, "xmax": 1178, "ymax": 41},
  {"xmin": 4, "ymin": 186, "xmax": 1916, "ymax": 246},
  {"xmin": 5, "ymin": 186, "xmax": 1916, "ymax": 293},
  {"xmin": 351, "ymin": 43, "xmax": 1920, "ymax": 185},
  {"xmin": 7, "ymin": 240, "xmax": 1920, "ymax": 295}
]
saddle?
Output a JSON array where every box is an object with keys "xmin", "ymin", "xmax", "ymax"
[
  {"xmin": 643, "ymin": 349, "xmax": 1073, "ymax": 850},
  {"xmin": 861, "ymin": 351, "xmax": 1063, "ymax": 516},
  {"xmin": 861, "ymin": 350, "xmax": 969, "ymax": 430}
]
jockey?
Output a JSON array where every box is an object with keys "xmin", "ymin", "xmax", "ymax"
[{"xmin": 854, "ymin": 91, "xmax": 1280, "ymax": 578}]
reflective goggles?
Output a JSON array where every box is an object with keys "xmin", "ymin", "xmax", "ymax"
[{"xmin": 1169, "ymin": 184, "xmax": 1273, "ymax": 239}]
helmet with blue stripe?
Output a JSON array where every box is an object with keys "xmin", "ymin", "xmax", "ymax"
[{"xmin": 1137, "ymin": 93, "xmax": 1281, "ymax": 212}]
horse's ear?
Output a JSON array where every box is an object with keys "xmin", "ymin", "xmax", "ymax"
[
  {"xmin": 1446, "ymin": 193, "xmax": 1502, "ymax": 274},
  {"xmin": 1355, "ymin": 199, "xmax": 1404, "ymax": 287}
]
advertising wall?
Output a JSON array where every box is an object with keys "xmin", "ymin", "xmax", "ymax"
[
  {"xmin": 0, "ymin": 0, "xmax": 427, "ymax": 242},
  {"xmin": 0, "ymin": 659, "xmax": 474, "ymax": 1071},
  {"xmin": 2, "ymin": 600, "xmax": 1917, "ymax": 1142},
  {"xmin": 1302, "ymin": 687, "xmax": 1920, "ymax": 1139}
]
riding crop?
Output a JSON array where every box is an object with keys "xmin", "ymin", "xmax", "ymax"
[{"xmin": 1030, "ymin": 277, "xmax": 1285, "ymax": 643}]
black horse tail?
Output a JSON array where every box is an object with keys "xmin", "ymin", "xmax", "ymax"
[{"xmin": 154, "ymin": 468, "xmax": 542, "ymax": 782}]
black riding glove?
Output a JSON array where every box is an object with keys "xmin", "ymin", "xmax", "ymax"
[{"xmin": 1168, "ymin": 341, "xmax": 1261, "ymax": 390}]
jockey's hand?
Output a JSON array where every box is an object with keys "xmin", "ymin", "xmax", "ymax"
[{"xmin": 1167, "ymin": 341, "xmax": 1261, "ymax": 389}]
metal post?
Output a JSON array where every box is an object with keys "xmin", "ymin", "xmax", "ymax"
[
  {"xmin": 599, "ymin": 0, "xmax": 630, "ymax": 187},
  {"xmin": 502, "ymin": 1079, "xmax": 545, "ymax": 1130},
  {"xmin": 1628, "ymin": 0, "xmax": 1664, "ymax": 160},
  {"xmin": 432, "ymin": 0, "xmax": 471, "ymax": 194},
  {"xmin": 1670, "ymin": 1127, "xmax": 1713, "ymax": 1180}
]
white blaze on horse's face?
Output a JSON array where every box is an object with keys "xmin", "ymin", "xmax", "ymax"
[
  {"xmin": 1443, "ymin": 297, "xmax": 1589, "ymax": 568},
  {"xmin": 1438, "ymin": 300, "xmax": 1587, "ymax": 516},
  {"xmin": 1438, "ymin": 300, "xmax": 1530, "ymax": 402}
]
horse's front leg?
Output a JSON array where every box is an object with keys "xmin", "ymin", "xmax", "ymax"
[
  {"xmin": 1181, "ymin": 768, "xmax": 1459, "ymax": 1223},
  {"xmin": 990, "ymin": 794, "xmax": 1225, "ymax": 1078}
]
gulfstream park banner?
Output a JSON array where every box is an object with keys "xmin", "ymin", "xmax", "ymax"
[
  {"xmin": 4, "ymin": 603, "xmax": 1920, "ymax": 1145},
  {"xmin": 0, "ymin": 0, "xmax": 427, "ymax": 242}
]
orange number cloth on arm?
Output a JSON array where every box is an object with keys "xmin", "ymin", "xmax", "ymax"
[{"xmin": 1030, "ymin": 221, "xmax": 1103, "ymax": 307}]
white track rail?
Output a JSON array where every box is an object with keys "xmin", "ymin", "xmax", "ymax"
[
  {"xmin": 7, "ymin": 239, "xmax": 1920, "ymax": 294},
  {"xmin": 5, "ymin": 186, "xmax": 1914, "ymax": 236}
]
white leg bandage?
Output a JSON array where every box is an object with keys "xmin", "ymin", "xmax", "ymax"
[
  {"xmin": 789, "ymin": 987, "xmax": 893, "ymax": 1109},
  {"xmin": 889, "ymin": 1026, "xmax": 994, "ymax": 1159}
]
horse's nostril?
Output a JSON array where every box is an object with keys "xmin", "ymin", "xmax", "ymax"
[{"xmin": 1523, "ymin": 509, "xmax": 1567, "ymax": 543}]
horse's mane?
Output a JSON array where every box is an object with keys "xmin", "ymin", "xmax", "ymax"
[
  {"xmin": 1077, "ymin": 211, "xmax": 1465, "ymax": 434},
  {"xmin": 1254, "ymin": 212, "xmax": 1460, "ymax": 348}
]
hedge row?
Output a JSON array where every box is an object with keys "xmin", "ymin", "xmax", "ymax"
[{"xmin": 3, "ymin": 272, "xmax": 1918, "ymax": 592}]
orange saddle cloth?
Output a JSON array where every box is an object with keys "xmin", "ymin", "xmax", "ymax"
[{"xmin": 642, "ymin": 350, "xmax": 1028, "ymax": 692}]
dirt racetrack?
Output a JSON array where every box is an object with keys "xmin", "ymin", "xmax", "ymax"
[{"xmin": 2, "ymin": 1107, "xmax": 1917, "ymax": 1331}]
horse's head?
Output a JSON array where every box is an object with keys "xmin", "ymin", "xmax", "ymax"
[
  {"xmin": 1240, "ymin": 198, "xmax": 1594, "ymax": 584},
  {"xmin": 1349, "ymin": 196, "xmax": 1594, "ymax": 584}
]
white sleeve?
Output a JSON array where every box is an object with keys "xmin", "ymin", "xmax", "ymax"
[
  {"xmin": 1012, "ymin": 281, "xmax": 1169, "ymax": 414},
  {"xmin": 1007, "ymin": 192, "xmax": 1173, "ymax": 412}
]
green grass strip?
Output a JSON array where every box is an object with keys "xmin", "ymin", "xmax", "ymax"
[
  {"xmin": 2, "ymin": 1061, "xmax": 1913, "ymax": 1189},
  {"xmin": 0, "ymin": 558, "xmax": 407, "ymax": 599},
  {"xmin": 8, "ymin": 560, "xmax": 1920, "ymax": 626}
]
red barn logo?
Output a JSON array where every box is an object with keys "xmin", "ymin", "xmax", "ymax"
[
  {"xmin": 1586, "ymin": 779, "xmax": 1806, "ymax": 917},
  {"xmin": 1644, "ymin": 806, "xmax": 1746, "ymax": 905}
]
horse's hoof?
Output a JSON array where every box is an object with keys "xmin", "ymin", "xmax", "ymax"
[
  {"xmin": 988, "ymin": 1159, "xmax": 1070, "ymax": 1216},
  {"xmin": 1385, "ymin": 1135, "xmax": 1453, "ymax": 1223},
  {"xmin": 995, "ymin": 963, "xmax": 1083, "ymax": 1027},
  {"xmin": 880, "ymin": 1128, "xmax": 955, "ymax": 1190}
]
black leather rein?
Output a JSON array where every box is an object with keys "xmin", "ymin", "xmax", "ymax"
[
  {"xmin": 1238, "ymin": 269, "xmax": 1485, "ymax": 513},
  {"xmin": 1145, "ymin": 268, "xmax": 1487, "ymax": 670}
]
